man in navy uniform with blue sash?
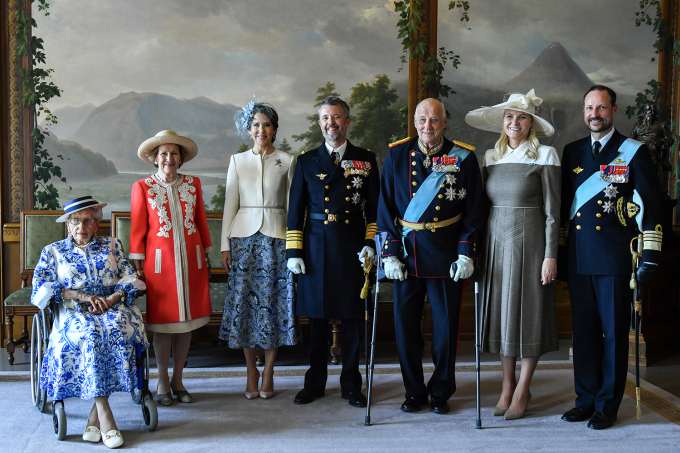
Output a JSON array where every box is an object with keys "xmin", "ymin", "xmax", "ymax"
[
  {"xmin": 560, "ymin": 85, "xmax": 662, "ymax": 429},
  {"xmin": 286, "ymin": 96, "xmax": 380, "ymax": 407},
  {"xmin": 377, "ymin": 98, "xmax": 486, "ymax": 414}
]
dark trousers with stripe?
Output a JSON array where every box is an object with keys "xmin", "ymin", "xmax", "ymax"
[
  {"xmin": 303, "ymin": 318, "xmax": 362, "ymax": 394},
  {"xmin": 568, "ymin": 267, "xmax": 632, "ymax": 417},
  {"xmin": 394, "ymin": 276, "xmax": 463, "ymax": 401}
]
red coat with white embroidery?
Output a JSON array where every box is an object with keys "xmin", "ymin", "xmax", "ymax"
[{"xmin": 130, "ymin": 174, "xmax": 212, "ymax": 325}]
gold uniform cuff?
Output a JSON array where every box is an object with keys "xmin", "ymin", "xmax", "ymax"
[
  {"xmin": 643, "ymin": 225, "xmax": 662, "ymax": 252},
  {"xmin": 365, "ymin": 223, "xmax": 378, "ymax": 240},
  {"xmin": 286, "ymin": 230, "xmax": 304, "ymax": 250}
]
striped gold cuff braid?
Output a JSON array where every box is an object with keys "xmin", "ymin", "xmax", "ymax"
[
  {"xmin": 286, "ymin": 230, "xmax": 303, "ymax": 250},
  {"xmin": 365, "ymin": 223, "xmax": 378, "ymax": 240},
  {"xmin": 643, "ymin": 225, "xmax": 662, "ymax": 252}
]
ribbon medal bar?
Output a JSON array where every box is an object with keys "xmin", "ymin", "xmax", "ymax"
[
  {"xmin": 599, "ymin": 165, "xmax": 629, "ymax": 184},
  {"xmin": 432, "ymin": 156, "xmax": 460, "ymax": 173},
  {"xmin": 341, "ymin": 160, "xmax": 372, "ymax": 178}
]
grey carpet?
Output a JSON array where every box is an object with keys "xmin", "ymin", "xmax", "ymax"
[{"xmin": 3, "ymin": 367, "xmax": 679, "ymax": 452}]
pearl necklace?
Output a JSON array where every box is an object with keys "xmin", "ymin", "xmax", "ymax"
[{"xmin": 74, "ymin": 239, "xmax": 92, "ymax": 250}]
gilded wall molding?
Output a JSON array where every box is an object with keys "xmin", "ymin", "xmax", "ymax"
[{"xmin": 8, "ymin": 0, "xmax": 26, "ymax": 223}]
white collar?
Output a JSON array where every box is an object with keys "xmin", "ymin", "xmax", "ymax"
[
  {"xmin": 324, "ymin": 141, "xmax": 348, "ymax": 159},
  {"xmin": 505, "ymin": 141, "xmax": 529, "ymax": 159},
  {"xmin": 591, "ymin": 128, "xmax": 615, "ymax": 149}
]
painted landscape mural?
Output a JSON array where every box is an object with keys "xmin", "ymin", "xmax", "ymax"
[{"xmin": 34, "ymin": 0, "xmax": 656, "ymax": 216}]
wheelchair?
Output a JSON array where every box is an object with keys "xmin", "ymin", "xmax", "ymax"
[{"xmin": 30, "ymin": 302, "xmax": 158, "ymax": 440}]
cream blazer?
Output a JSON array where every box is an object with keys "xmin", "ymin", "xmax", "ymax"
[{"xmin": 221, "ymin": 149, "xmax": 297, "ymax": 251}]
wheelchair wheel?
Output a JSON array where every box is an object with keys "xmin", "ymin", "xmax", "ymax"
[
  {"xmin": 53, "ymin": 400, "xmax": 67, "ymax": 440},
  {"xmin": 30, "ymin": 314, "xmax": 47, "ymax": 412},
  {"xmin": 142, "ymin": 395, "xmax": 158, "ymax": 431}
]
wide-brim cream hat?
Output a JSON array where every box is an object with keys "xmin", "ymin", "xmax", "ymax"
[
  {"xmin": 464, "ymin": 89, "xmax": 555, "ymax": 138},
  {"xmin": 137, "ymin": 130, "xmax": 198, "ymax": 165}
]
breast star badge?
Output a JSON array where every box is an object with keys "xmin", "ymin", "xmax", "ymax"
[
  {"xmin": 352, "ymin": 176, "xmax": 363, "ymax": 189},
  {"xmin": 352, "ymin": 192, "xmax": 362, "ymax": 205},
  {"xmin": 445, "ymin": 187, "xmax": 456, "ymax": 201},
  {"xmin": 456, "ymin": 188, "xmax": 467, "ymax": 200},
  {"xmin": 316, "ymin": 173, "xmax": 327, "ymax": 180},
  {"xmin": 603, "ymin": 184, "xmax": 618, "ymax": 199},
  {"xmin": 445, "ymin": 174, "xmax": 457, "ymax": 186},
  {"xmin": 573, "ymin": 167, "xmax": 583, "ymax": 174},
  {"xmin": 602, "ymin": 200, "xmax": 614, "ymax": 213}
]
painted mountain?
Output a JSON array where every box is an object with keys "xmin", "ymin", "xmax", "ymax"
[{"xmin": 42, "ymin": 131, "xmax": 118, "ymax": 181}]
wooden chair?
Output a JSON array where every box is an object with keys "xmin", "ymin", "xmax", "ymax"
[{"xmin": 4, "ymin": 210, "xmax": 66, "ymax": 364}]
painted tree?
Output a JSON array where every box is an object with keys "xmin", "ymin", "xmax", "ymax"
[
  {"xmin": 348, "ymin": 74, "xmax": 405, "ymax": 167},
  {"xmin": 278, "ymin": 137, "xmax": 292, "ymax": 153},
  {"xmin": 292, "ymin": 82, "xmax": 341, "ymax": 151}
]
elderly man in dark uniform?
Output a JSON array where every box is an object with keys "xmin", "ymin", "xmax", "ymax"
[
  {"xmin": 377, "ymin": 98, "xmax": 486, "ymax": 414},
  {"xmin": 560, "ymin": 85, "xmax": 662, "ymax": 430},
  {"xmin": 286, "ymin": 96, "xmax": 379, "ymax": 407}
]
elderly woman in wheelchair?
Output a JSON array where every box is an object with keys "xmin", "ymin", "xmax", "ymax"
[{"xmin": 31, "ymin": 196, "xmax": 151, "ymax": 448}]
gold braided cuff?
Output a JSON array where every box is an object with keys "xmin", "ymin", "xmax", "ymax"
[
  {"xmin": 286, "ymin": 230, "xmax": 304, "ymax": 250},
  {"xmin": 365, "ymin": 223, "xmax": 378, "ymax": 240},
  {"xmin": 643, "ymin": 225, "xmax": 662, "ymax": 252}
]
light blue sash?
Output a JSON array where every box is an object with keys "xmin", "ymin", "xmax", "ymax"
[
  {"xmin": 569, "ymin": 138, "xmax": 642, "ymax": 220},
  {"xmin": 401, "ymin": 149, "xmax": 470, "ymax": 257}
]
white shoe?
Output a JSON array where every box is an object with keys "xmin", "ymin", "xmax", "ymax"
[
  {"xmin": 102, "ymin": 430, "xmax": 124, "ymax": 449},
  {"xmin": 82, "ymin": 426, "xmax": 101, "ymax": 443}
]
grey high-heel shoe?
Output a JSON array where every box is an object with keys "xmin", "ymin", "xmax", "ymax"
[{"xmin": 504, "ymin": 392, "xmax": 532, "ymax": 420}]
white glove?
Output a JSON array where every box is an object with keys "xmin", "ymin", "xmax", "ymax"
[
  {"xmin": 451, "ymin": 255, "xmax": 474, "ymax": 282},
  {"xmin": 287, "ymin": 258, "xmax": 306, "ymax": 274},
  {"xmin": 358, "ymin": 246, "xmax": 376, "ymax": 266},
  {"xmin": 384, "ymin": 256, "xmax": 408, "ymax": 281}
]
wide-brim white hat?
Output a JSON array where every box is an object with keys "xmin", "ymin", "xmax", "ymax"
[
  {"xmin": 137, "ymin": 130, "xmax": 198, "ymax": 165},
  {"xmin": 56, "ymin": 196, "xmax": 107, "ymax": 222},
  {"xmin": 464, "ymin": 89, "xmax": 555, "ymax": 138}
]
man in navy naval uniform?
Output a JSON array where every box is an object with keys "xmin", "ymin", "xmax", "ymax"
[
  {"xmin": 286, "ymin": 96, "xmax": 380, "ymax": 407},
  {"xmin": 377, "ymin": 98, "xmax": 486, "ymax": 414},
  {"xmin": 560, "ymin": 85, "xmax": 662, "ymax": 430}
]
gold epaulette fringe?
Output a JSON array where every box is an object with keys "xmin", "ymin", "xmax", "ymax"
[{"xmin": 389, "ymin": 137, "xmax": 410, "ymax": 148}]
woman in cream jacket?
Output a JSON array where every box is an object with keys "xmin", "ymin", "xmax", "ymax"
[{"xmin": 219, "ymin": 101, "xmax": 298, "ymax": 399}]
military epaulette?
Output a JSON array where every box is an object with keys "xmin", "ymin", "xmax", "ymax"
[
  {"xmin": 389, "ymin": 137, "xmax": 410, "ymax": 148},
  {"xmin": 452, "ymin": 140, "xmax": 475, "ymax": 151}
]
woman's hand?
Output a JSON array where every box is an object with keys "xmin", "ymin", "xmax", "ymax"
[
  {"xmin": 84, "ymin": 294, "xmax": 112, "ymax": 315},
  {"xmin": 541, "ymin": 258, "xmax": 557, "ymax": 285},
  {"xmin": 222, "ymin": 251, "xmax": 232, "ymax": 275}
]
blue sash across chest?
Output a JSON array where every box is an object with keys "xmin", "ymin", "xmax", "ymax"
[
  {"xmin": 400, "ymin": 149, "xmax": 470, "ymax": 257},
  {"xmin": 568, "ymin": 138, "xmax": 642, "ymax": 220}
]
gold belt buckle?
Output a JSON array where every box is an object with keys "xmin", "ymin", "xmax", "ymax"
[
  {"xmin": 327, "ymin": 214, "xmax": 337, "ymax": 222},
  {"xmin": 424, "ymin": 222, "xmax": 435, "ymax": 232}
]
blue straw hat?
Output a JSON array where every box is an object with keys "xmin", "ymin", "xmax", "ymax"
[{"xmin": 56, "ymin": 196, "xmax": 107, "ymax": 223}]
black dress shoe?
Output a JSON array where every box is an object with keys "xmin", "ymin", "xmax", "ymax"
[
  {"xmin": 401, "ymin": 396, "xmax": 428, "ymax": 412},
  {"xmin": 561, "ymin": 406, "xmax": 595, "ymax": 422},
  {"xmin": 587, "ymin": 411, "xmax": 617, "ymax": 430},
  {"xmin": 429, "ymin": 397, "xmax": 450, "ymax": 414},
  {"xmin": 294, "ymin": 388, "xmax": 324, "ymax": 405},
  {"xmin": 341, "ymin": 391, "xmax": 367, "ymax": 407}
]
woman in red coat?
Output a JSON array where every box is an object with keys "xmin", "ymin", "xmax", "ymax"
[{"xmin": 130, "ymin": 130, "xmax": 212, "ymax": 406}]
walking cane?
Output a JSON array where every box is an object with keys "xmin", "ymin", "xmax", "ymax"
[
  {"xmin": 474, "ymin": 280, "xmax": 482, "ymax": 429},
  {"xmin": 365, "ymin": 232, "xmax": 387, "ymax": 426},
  {"xmin": 630, "ymin": 234, "xmax": 643, "ymax": 420}
]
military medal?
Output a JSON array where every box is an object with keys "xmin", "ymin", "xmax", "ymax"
[
  {"xmin": 445, "ymin": 174, "xmax": 457, "ymax": 185},
  {"xmin": 352, "ymin": 192, "xmax": 362, "ymax": 205},
  {"xmin": 316, "ymin": 173, "xmax": 327, "ymax": 180},
  {"xmin": 423, "ymin": 155, "xmax": 432, "ymax": 168},
  {"xmin": 341, "ymin": 160, "xmax": 371, "ymax": 177},
  {"xmin": 445, "ymin": 187, "xmax": 456, "ymax": 201},
  {"xmin": 603, "ymin": 184, "xmax": 618, "ymax": 199},
  {"xmin": 351, "ymin": 176, "xmax": 363, "ymax": 189},
  {"xmin": 599, "ymin": 164, "xmax": 629, "ymax": 183},
  {"xmin": 602, "ymin": 200, "xmax": 614, "ymax": 213},
  {"xmin": 457, "ymin": 188, "xmax": 467, "ymax": 200},
  {"xmin": 432, "ymin": 156, "xmax": 460, "ymax": 173}
]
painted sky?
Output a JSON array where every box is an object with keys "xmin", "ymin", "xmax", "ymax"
[{"xmin": 36, "ymin": 0, "xmax": 656, "ymax": 113}]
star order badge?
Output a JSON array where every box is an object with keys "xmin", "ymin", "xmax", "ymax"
[
  {"xmin": 456, "ymin": 188, "xmax": 467, "ymax": 200},
  {"xmin": 351, "ymin": 176, "xmax": 363, "ymax": 189},
  {"xmin": 445, "ymin": 174, "xmax": 457, "ymax": 186},
  {"xmin": 573, "ymin": 167, "xmax": 583, "ymax": 174},
  {"xmin": 602, "ymin": 200, "xmax": 614, "ymax": 213},
  {"xmin": 445, "ymin": 187, "xmax": 456, "ymax": 201},
  {"xmin": 352, "ymin": 192, "xmax": 362, "ymax": 205},
  {"xmin": 603, "ymin": 184, "xmax": 618, "ymax": 199}
]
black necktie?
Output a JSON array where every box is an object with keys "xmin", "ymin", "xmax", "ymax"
[
  {"xmin": 592, "ymin": 141, "xmax": 601, "ymax": 158},
  {"xmin": 331, "ymin": 150, "xmax": 339, "ymax": 166}
]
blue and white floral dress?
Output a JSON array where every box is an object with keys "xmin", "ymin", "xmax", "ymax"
[{"xmin": 31, "ymin": 236, "xmax": 148, "ymax": 400}]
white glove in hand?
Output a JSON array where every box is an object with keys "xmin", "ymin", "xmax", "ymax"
[
  {"xmin": 383, "ymin": 256, "xmax": 408, "ymax": 281},
  {"xmin": 451, "ymin": 255, "xmax": 474, "ymax": 282},
  {"xmin": 287, "ymin": 258, "xmax": 306, "ymax": 274},
  {"xmin": 358, "ymin": 246, "xmax": 376, "ymax": 266}
]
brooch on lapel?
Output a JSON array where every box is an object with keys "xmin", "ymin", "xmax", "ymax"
[
  {"xmin": 275, "ymin": 159, "xmax": 282, "ymax": 167},
  {"xmin": 573, "ymin": 167, "xmax": 583, "ymax": 174},
  {"xmin": 316, "ymin": 173, "xmax": 327, "ymax": 180},
  {"xmin": 599, "ymin": 165, "xmax": 629, "ymax": 183},
  {"xmin": 432, "ymin": 156, "xmax": 460, "ymax": 173},
  {"xmin": 341, "ymin": 160, "xmax": 371, "ymax": 177}
]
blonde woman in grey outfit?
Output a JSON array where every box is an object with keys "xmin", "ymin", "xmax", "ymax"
[{"xmin": 465, "ymin": 89, "xmax": 560, "ymax": 420}]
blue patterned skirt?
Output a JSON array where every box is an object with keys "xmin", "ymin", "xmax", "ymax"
[{"xmin": 219, "ymin": 232, "xmax": 299, "ymax": 349}]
